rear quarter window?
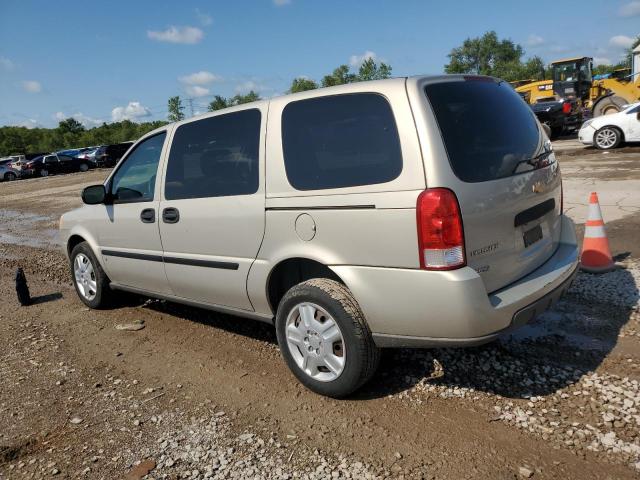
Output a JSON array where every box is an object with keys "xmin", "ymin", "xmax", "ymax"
[
  {"xmin": 281, "ymin": 93, "xmax": 402, "ymax": 191},
  {"xmin": 425, "ymin": 79, "xmax": 544, "ymax": 183}
]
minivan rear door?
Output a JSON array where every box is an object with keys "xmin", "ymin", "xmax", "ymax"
[{"xmin": 418, "ymin": 77, "xmax": 562, "ymax": 293}]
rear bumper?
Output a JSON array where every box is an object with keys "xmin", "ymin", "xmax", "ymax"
[{"xmin": 331, "ymin": 215, "xmax": 579, "ymax": 348}]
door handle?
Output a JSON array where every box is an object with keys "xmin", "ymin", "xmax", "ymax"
[
  {"xmin": 140, "ymin": 208, "xmax": 155, "ymax": 223},
  {"xmin": 162, "ymin": 207, "xmax": 180, "ymax": 224}
]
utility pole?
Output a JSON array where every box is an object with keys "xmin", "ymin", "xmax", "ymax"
[{"xmin": 187, "ymin": 97, "xmax": 194, "ymax": 117}]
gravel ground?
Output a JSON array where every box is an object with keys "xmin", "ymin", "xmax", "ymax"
[{"xmin": 2, "ymin": 154, "xmax": 640, "ymax": 479}]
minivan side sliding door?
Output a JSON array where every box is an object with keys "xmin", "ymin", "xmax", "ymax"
[{"xmin": 158, "ymin": 106, "xmax": 266, "ymax": 311}]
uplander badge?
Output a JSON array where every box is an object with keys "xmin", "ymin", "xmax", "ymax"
[{"xmin": 469, "ymin": 242, "xmax": 499, "ymax": 257}]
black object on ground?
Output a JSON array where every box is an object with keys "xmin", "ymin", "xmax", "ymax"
[{"xmin": 15, "ymin": 268, "xmax": 32, "ymax": 306}]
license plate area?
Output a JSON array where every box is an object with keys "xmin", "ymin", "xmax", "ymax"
[{"xmin": 523, "ymin": 224, "xmax": 543, "ymax": 248}]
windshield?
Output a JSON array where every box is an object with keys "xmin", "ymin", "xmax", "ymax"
[{"xmin": 425, "ymin": 78, "xmax": 546, "ymax": 183}]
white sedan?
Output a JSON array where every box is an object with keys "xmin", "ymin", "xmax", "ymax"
[{"xmin": 578, "ymin": 102, "xmax": 640, "ymax": 149}]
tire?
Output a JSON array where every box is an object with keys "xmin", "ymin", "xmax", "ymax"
[
  {"xmin": 594, "ymin": 126, "xmax": 622, "ymax": 150},
  {"xmin": 40, "ymin": 169, "xmax": 49, "ymax": 177},
  {"xmin": 70, "ymin": 242, "xmax": 113, "ymax": 309},
  {"xmin": 4, "ymin": 172, "xmax": 17, "ymax": 181},
  {"xmin": 275, "ymin": 278, "xmax": 380, "ymax": 398},
  {"xmin": 593, "ymin": 95, "xmax": 628, "ymax": 117},
  {"xmin": 79, "ymin": 163, "xmax": 89, "ymax": 172},
  {"xmin": 550, "ymin": 126, "xmax": 563, "ymax": 140}
]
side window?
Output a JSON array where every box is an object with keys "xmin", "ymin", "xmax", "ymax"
[
  {"xmin": 110, "ymin": 132, "xmax": 166, "ymax": 203},
  {"xmin": 281, "ymin": 93, "xmax": 402, "ymax": 191},
  {"xmin": 165, "ymin": 109, "xmax": 261, "ymax": 200}
]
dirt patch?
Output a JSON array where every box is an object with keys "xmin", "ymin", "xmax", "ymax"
[{"xmin": 1, "ymin": 154, "xmax": 640, "ymax": 478}]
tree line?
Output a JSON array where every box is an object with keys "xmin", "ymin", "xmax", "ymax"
[
  {"xmin": 166, "ymin": 57, "xmax": 393, "ymax": 120},
  {"xmin": 0, "ymin": 118, "xmax": 168, "ymax": 156},
  {"xmin": 3, "ymin": 31, "xmax": 638, "ymax": 156}
]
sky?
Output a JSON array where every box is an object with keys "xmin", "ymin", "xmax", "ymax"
[{"xmin": 0, "ymin": 0, "xmax": 638, "ymax": 129}]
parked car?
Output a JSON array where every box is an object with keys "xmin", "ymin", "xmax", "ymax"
[
  {"xmin": 94, "ymin": 142, "xmax": 134, "ymax": 167},
  {"xmin": 530, "ymin": 98, "xmax": 582, "ymax": 139},
  {"xmin": 75, "ymin": 147, "xmax": 100, "ymax": 163},
  {"xmin": 57, "ymin": 149, "xmax": 83, "ymax": 157},
  {"xmin": 0, "ymin": 163, "xmax": 19, "ymax": 181},
  {"xmin": 60, "ymin": 76, "xmax": 579, "ymax": 397},
  {"xmin": 25, "ymin": 153, "xmax": 94, "ymax": 177},
  {"xmin": 578, "ymin": 101, "xmax": 640, "ymax": 149}
]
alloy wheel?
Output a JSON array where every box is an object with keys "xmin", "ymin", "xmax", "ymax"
[
  {"xmin": 74, "ymin": 253, "xmax": 97, "ymax": 301},
  {"xmin": 285, "ymin": 302, "xmax": 346, "ymax": 382},
  {"xmin": 595, "ymin": 128, "xmax": 617, "ymax": 149}
]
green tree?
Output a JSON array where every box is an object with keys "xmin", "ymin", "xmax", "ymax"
[
  {"xmin": 289, "ymin": 77, "xmax": 318, "ymax": 93},
  {"xmin": 57, "ymin": 118, "xmax": 85, "ymax": 135},
  {"xmin": 321, "ymin": 65, "xmax": 356, "ymax": 87},
  {"xmin": 167, "ymin": 96, "xmax": 185, "ymax": 122},
  {"xmin": 207, "ymin": 95, "xmax": 229, "ymax": 111},
  {"xmin": 229, "ymin": 91, "xmax": 261, "ymax": 105},
  {"xmin": 445, "ymin": 31, "xmax": 540, "ymax": 82},
  {"xmin": 356, "ymin": 58, "xmax": 392, "ymax": 81}
]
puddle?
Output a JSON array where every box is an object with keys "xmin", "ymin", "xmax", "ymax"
[{"xmin": 0, "ymin": 209, "xmax": 60, "ymax": 252}]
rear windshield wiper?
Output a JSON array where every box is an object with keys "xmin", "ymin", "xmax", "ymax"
[{"xmin": 511, "ymin": 148, "xmax": 554, "ymax": 174}]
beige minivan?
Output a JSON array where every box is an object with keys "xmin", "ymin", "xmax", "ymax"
[{"xmin": 60, "ymin": 76, "xmax": 579, "ymax": 397}]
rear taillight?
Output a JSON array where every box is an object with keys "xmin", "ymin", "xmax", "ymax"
[
  {"xmin": 562, "ymin": 102, "xmax": 571, "ymax": 114},
  {"xmin": 416, "ymin": 188, "xmax": 466, "ymax": 270}
]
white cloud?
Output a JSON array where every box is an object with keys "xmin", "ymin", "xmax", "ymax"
[
  {"xmin": 0, "ymin": 56, "xmax": 14, "ymax": 71},
  {"xmin": 15, "ymin": 119, "xmax": 40, "ymax": 129},
  {"xmin": 273, "ymin": 0, "xmax": 291, "ymax": 5},
  {"xmin": 111, "ymin": 102, "xmax": 151, "ymax": 122},
  {"xmin": 609, "ymin": 35, "xmax": 634, "ymax": 49},
  {"xmin": 179, "ymin": 70, "xmax": 221, "ymax": 85},
  {"xmin": 234, "ymin": 80, "xmax": 267, "ymax": 94},
  {"xmin": 195, "ymin": 8, "xmax": 212, "ymax": 26},
  {"xmin": 619, "ymin": 1, "xmax": 640, "ymax": 17},
  {"xmin": 593, "ymin": 57, "xmax": 612, "ymax": 66},
  {"xmin": 349, "ymin": 50, "xmax": 377, "ymax": 68},
  {"xmin": 185, "ymin": 85, "xmax": 210, "ymax": 97},
  {"xmin": 526, "ymin": 34, "xmax": 545, "ymax": 47},
  {"xmin": 22, "ymin": 80, "xmax": 42, "ymax": 93},
  {"xmin": 54, "ymin": 111, "xmax": 102, "ymax": 128},
  {"xmin": 147, "ymin": 25, "xmax": 204, "ymax": 44}
]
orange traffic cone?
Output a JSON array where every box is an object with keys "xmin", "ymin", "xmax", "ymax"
[{"xmin": 580, "ymin": 192, "xmax": 615, "ymax": 273}]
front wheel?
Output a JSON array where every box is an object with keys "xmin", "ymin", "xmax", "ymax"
[
  {"xmin": 594, "ymin": 126, "xmax": 622, "ymax": 150},
  {"xmin": 275, "ymin": 279, "xmax": 380, "ymax": 398},
  {"xmin": 79, "ymin": 163, "xmax": 89, "ymax": 172},
  {"xmin": 70, "ymin": 242, "xmax": 113, "ymax": 309},
  {"xmin": 40, "ymin": 169, "xmax": 49, "ymax": 177}
]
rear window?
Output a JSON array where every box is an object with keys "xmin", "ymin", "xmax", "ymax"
[
  {"xmin": 425, "ymin": 79, "xmax": 544, "ymax": 183},
  {"xmin": 281, "ymin": 93, "xmax": 402, "ymax": 191}
]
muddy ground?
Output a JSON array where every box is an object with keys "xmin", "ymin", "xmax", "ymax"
[{"xmin": 1, "ymin": 146, "xmax": 639, "ymax": 479}]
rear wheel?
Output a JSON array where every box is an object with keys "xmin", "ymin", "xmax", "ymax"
[
  {"xmin": 593, "ymin": 95, "xmax": 628, "ymax": 117},
  {"xmin": 594, "ymin": 126, "xmax": 622, "ymax": 150},
  {"xmin": 4, "ymin": 172, "xmax": 17, "ymax": 181},
  {"xmin": 79, "ymin": 163, "xmax": 89, "ymax": 172},
  {"xmin": 40, "ymin": 169, "xmax": 49, "ymax": 177},
  {"xmin": 70, "ymin": 242, "xmax": 114, "ymax": 309},
  {"xmin": 275, "ymin": 278, "xmax": 380, "ymax": 398}
]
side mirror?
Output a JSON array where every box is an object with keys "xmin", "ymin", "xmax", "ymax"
[{"xmin": 82, "ymin": 184, "xmax": 107, "ymax": 205}]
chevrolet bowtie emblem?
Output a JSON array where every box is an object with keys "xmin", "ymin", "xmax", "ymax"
[{"xmin": 532, "ymin": 181, "xmax": 545, "ymax": 194}]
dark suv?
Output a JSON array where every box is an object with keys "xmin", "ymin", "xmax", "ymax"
[
  {"xmin": 24, "ymin": 154, "xmax": 94, "ymax": 177},
  {"xmin": 94, "ymin": 142, "xmax": 134, "ymax": 167}
]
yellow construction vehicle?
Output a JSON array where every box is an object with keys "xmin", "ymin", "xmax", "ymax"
[{"xmin": 516, "ymin": 46, "xmax": 640, "ymax": 117}]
